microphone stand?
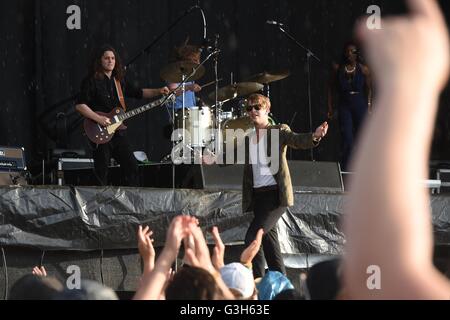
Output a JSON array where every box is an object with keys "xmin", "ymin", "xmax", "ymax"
[
  {"xmin": 212, "ymin": 35, "xmax": 221, "ymax": 156},
  {"xmin": 275, "ymin": 24, "xmax": 320, "ymax": 161},
  {"xmin": 126, "ymin": 5, "xmax": 200, "ymax": 68}
]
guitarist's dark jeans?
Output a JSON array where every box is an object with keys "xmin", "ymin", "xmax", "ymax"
[{"xmin": 91, "ymin": 132, "xmax": 139, "ymax": 186}]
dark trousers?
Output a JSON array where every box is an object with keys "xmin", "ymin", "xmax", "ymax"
[
  {"xmin": 338, "ymin": 105, "xmax": 367, "ymax": 171},
  {"xmin": 91, "ymin": 133, "xmax": 139, "ymax": 187},
  {"xmin": 245, "ymin": 188, "xmax": 287, "ymax": 278}
]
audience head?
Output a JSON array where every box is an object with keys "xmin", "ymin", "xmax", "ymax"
[
  {"xmin": 256, "ymin": 271, "xmax": 294, "ymax": 300},
  {"xmin": 220, "ymin": 263, "xmax": 255, "ymax": 299},
  {"xmin": 307, "ymin": 258, "xmax": 342, "ymax": 300},
  {"xmin": 9, "ymin": 274, "xmax": 63, "ymax": 300},
  {"xmin": 53, "ymin": 280, "xmax": 118, "ymax": 300},
  {"xmin": 273, "ymin": 288, "xmax": 305, "ymax": 300},
  {"xmin": 165, "ymin": 265, "xmax": 222, "ymax": 300}
]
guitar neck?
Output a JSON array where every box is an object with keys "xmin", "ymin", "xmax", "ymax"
[{"xmin": 116, "ymin": 96, "xmax": 169, "ymax": 121}]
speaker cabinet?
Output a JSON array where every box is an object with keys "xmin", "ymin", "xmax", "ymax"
[{"xmin": 198, "ymin": 161, "xmax": 343, "ymax": 192}]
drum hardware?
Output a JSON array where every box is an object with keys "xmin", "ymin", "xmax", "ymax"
[
  {"xmin": 160, "ymin": 60, "xmax": 206, "ymax": 83},
  {"xmin": 221, "ymin": 115, "xmax": 276, "ymax": 146},
  {"xmin": 245, "ymin": 70, "xmax": 290, "ymax": 84},
  {"xmin": 245, "ymin": 70, "xmax": 290, "ymax": 99},
  {"xmin": 208, "ymin": 82, "xmax": 264, "ymax": 102},
  {"xmin": 199, "ymin": 78, "xmax": 222, "ymax": 90},
  {"xmin": 160, "ymin": 49, "xmax": 220, "ymax": 163}
]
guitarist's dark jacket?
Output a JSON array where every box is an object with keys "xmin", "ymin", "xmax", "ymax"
[{"xmin": 76, "ymin": 76, "xmax": 142, "ymax": 114}]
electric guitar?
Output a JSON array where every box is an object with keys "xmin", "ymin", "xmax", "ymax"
[{"xmin": 83, "ymin": 95, "xmax": 175, "ymax": 144}]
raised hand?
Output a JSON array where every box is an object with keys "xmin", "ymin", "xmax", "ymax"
[
  {"xmin": 184, "ymin": 222, "xmax": 235, "ymax": 300},
  {"xmin": 184, "ymin": 223, "xmax": 215, "ymax": 273},
  {"xmin": 356, "ymin": 0, "xmax": 449, "ymax": 95},
  {"xmin": 133, "ymin": 215, "xmax": 197, "ymax": 300},
  {"xmin": 240, "ymin": 229, "xmax": 264, "ymax": 266},
  {"xmin": 211, "ymin": 226, "xmax": 225, "ymax": 270},
  {"xmin": 165, "ymin": 215, "xmax": 195, "ymax": 255},
  {"xmin": 137, "ymin": 225, "xmax": 156, "ymax": 273},
  {"xmin": 313, "ymin": 122, "xmax": 329, "ymax": 140},
  {"xmin": 344, "ymin": 0, "xmax": 450, "ymax": 299},
  {"xmin": 32, "ymin": 266, "xmax": 47, "ymax": 277}
]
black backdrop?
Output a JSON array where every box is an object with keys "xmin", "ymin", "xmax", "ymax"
[{"xmin": 1, "ymin": 0, "xmax": 450, "ymax": 180}]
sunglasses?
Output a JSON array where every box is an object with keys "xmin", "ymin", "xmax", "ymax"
[{"xmin": 245, "ymin": 104, "xmax": 263, "ymax": 112}]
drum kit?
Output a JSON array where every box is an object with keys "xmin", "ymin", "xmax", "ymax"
[{"xmin": 159, "ymin": 58, "xmax": 290, "ymax": 161}]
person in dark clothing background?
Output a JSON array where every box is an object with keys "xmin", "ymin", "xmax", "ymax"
[
  {"xmin": 75, "ymin": 45, "xmax": 169, "ymax": 186},
  {"xmin": 327, "ymin": 41, "xmax": 372, "ymax": 171}
]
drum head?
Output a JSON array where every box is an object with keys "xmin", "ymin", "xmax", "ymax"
[{"xmin": 174, "ymin": 107, "xmax": 213, "ymax": 147}]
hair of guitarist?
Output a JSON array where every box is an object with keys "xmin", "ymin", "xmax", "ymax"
[{"xmin": 90, "ymin": 44, "xmax": 125, "ymax": 82}]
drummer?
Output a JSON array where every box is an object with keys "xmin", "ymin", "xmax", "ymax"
[{"xmin": 167, "ymin": 40, "xmax": 203, "ymax": 111}]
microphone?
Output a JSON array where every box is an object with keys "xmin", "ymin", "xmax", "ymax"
[{"xmin": 266, "ymin": 20, "xmax": 284, "ymax": 26}]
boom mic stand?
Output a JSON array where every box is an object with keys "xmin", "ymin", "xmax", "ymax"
[{"xmin": 273, "ymin": 23, "xmax": 321, "ymax": 161}]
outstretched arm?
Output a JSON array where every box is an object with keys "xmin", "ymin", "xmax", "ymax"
[
  {"xmin": 142, "ymin": 87, "xmax": 170, "ymax": 99},
  {"xmin": 133, "ymin": 216, "xmax": 194, "ymax": 300},
  {"xmin": 344, "ymin": 0, "xmax": 450, "ymax": 299},
  {"xmin": 281, "ymin": 122, "xmax": 328, "ymax": 149}
]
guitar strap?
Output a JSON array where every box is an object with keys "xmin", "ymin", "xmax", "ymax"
[{"xmin": 113, "ymin": 77, "xmax": 127, "ymax": 111}]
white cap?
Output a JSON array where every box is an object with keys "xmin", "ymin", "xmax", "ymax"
[{"xmin": 220, "ymin": 263, "xmax": 255, "ymax": 298}]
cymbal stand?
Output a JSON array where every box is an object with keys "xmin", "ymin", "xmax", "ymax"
[
  {"xmin": 212, "ymin": 34, "xmax": 221, "ymax": 155},
  {"xmin": 181, "ymin": 74, "xmax": 188, "ymax": 160},
  {"xmin": 167, "ymin": 49, "xmax": 220, "ymax": 165}
]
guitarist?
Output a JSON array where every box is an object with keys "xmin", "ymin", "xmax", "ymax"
[{"xmin": 75, "ymin": 45, "xmax": 170, "ymax": 186}]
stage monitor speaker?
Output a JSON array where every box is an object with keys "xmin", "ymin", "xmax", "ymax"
[
  {"xmin": 200, "ymin": 164, "xmax": 244, "ymax": 191},
  {"xmin": 199, "ymin": 161, "xmax": 343, "ymax": 192},
  {"xmin": 288, "ymin": 160, "xmax": 343, "ymax": 192}
]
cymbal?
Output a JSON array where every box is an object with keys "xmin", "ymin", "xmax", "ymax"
[
  {"xmin": 245, "ymin": 70, "xmax": 290, "ymax": 84},
  {"xmin": 209, "ymin": 82, "xmax": 264, "ymax": 102},
  {"xmin": 160, "ymin": 61, "xmax": 205, "ymax": 83}
]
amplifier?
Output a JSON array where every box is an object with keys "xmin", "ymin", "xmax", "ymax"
[
  {"xmin": 57, "ymin": 158, "xmax": 94, "ymax": 185},
  {"xmin": 0, "ymin": 146, "xmax": 26, "ymax": 171}
]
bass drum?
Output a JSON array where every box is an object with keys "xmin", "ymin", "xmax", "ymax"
[
  {"xmin": 220, "ymin": 116, "xmax": 276, "ymax": 144},
  {"xmin": 175, "ymin": 107, "xmax": 213, "ymax": 147}
]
